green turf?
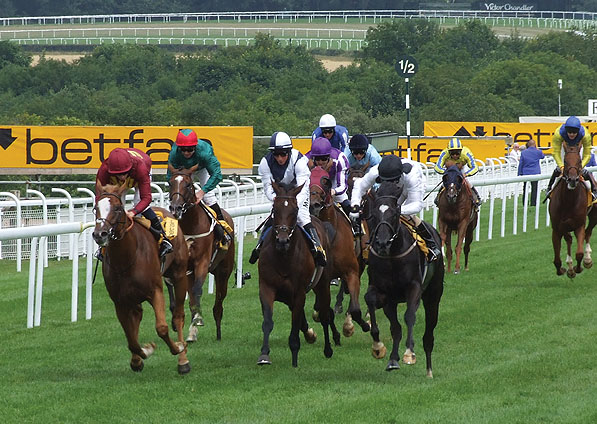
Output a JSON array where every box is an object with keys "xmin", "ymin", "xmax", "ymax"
[{"xmin": 2, "ymin": 225, "xmax": 597, "ymax": 423}]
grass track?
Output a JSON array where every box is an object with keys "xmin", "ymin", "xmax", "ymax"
[{"xmin": 2, "ymin": 226, "xmax": 597, "ymax": 423}]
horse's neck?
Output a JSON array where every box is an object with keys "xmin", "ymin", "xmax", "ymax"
[
  {"xmin": 105, "ymin": 225, "xmax": 140, "ymax": 269},
  {"xmin": 179, "ymin": 204, "xmax": 210, "ymax": 234},
  {"xmin": 320, "ymin": 203, "xmax": 338, "ymax": 225}
]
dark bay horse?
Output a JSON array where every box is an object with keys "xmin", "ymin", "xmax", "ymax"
[
  {"xmin": 309, "ymin": 166, "xmax": 370, "ymax": 337},
  {"xmin": 258, "ymin": 181, "xmax": 340, "ymax": 367},
  {"xmin": 365, "ymin": 180, "xmax": 444, "ymax": 377},
  {"xmin": 437, "ymin": 165, "xmax": 478, "ymax": 274},
  {"xmin": 333, "ymin": 161, "xmax": 371, "ymax": 313},
  {"xmin": 92, "ymin": 183, "xmax": 190, "ymax": 374},
  {"xmin": 168, "ymin": 169, "xmax": 235, "ymax": 340},
  {"xmin": 549, "ymin": 143, "xmax": 590, "ymax": 278}
]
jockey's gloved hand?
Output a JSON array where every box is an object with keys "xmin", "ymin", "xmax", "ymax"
[{"xmin": 349, "ymin": 205, "xmax": 361, "ymax": 233}]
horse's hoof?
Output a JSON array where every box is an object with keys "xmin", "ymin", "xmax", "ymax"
[
  {"xmin": 403, "ymin": 352, "xmax": 417, "ymax": 365},
  {"xmin": 186, "ymin": 325, "xmax": 198, "ymax": 343},
  {"xmin": 304, "ymin": 328, "xmax": 317, "ymax": 344},
  {"xmin": 324, "ymin": 346, "xmax": 333, "ymax": 358},
  {"xmin": 427, "ymin": 369, "xmax": 434, "ymax": 378},
  {"xmin": 454, "ymin": 269, "xmax": 460, "ymax": 275},
  {"xmin": 342, "ymin": 323, "xmax": 355, "ymax": 338},
  {"xmin": 583, "ymin": 259, "xmax": 593, "ymax": 269},
  {"xmin": 386, "ymin": 359, "xmax": 400, "ymax": 371},
  {"xmin": 361, "ymin": 322, "xmax": 371, "ymax": 333},
  {"xmin": 334, "ymin": 304, "xmax": 343, "ymax": 315},
  {"xmin": 257, "ymin": 354, "xmax": 271, "ymax": 365},
  {"xmin": 372, "ymin": 343, "xmax": 387, "ymax": 359},
  {"xmin": 567, "ymin": 270, "xmax": 576, "ymax": 279},
  {"xmin": 556, "ymin": 267, "xmax": 566, "ymax": 276},
  {"xmin": 312, "ymin": 310, "xmax": 320, "ymax": 322},
  {"xmin": 130, "ymin": 360, "xmax": 144, "ymax": 372},
  {"xmin": 174, "ymin": 341, "xmax": 186, "ymax": 354},
  {"xmin": 178, "ymin": 362, "xmax": 191, "ymax": 375}
]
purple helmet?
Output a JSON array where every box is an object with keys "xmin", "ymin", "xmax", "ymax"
[{"xmin": 311, "ymin": 137, "xmax": 332, "ymax": 156}]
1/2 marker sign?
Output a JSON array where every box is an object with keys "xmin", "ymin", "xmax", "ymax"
[{"xmin": 395, "ymin": 55, "xmax": 418, "ymax": 77}]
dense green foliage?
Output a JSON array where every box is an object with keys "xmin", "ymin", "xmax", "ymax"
[{"xmin": 1, "ymin": 20, "xmax": 597, "ymax": 137}]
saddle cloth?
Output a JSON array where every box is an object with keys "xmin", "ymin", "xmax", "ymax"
[
  {"xmin": 134, "ymin": 210, "xmax": 178, "ymax": 239},
  {"xmin": 400, "ymin": 216, "xmax": 430, "ymax": 257}
]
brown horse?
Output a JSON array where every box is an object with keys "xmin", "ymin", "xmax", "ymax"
[
  {"xmin": 92, "ymin": 183, "xmax": 190, "ymax": 374},
  {"xmin": 168, "ymin": 169, "xmax": 235, "ymax": 341},
  {"xmin": 309, "ymin": 166, "xmax": 370, "ymax": 337},
  {"xmin": 257, "ymin": 181, "xmax": 340, "ymax": 367},
  {"xmin": 365, "ymin": 180, "xmax": 444, "ymax": 376},
  {"xmin": 549, "ymin": 143, "xmax": 590, "ymax": 278},
  {"xmin": 437, "ymin": 165, "xmax": 478, "ymax": 274},
  {"xmin": 333, "ymin": 161, "xmax": 371, "ymax": 313}
]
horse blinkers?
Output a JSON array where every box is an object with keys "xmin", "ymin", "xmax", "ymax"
[
  {"xmin": 443, "ymin": 172, "xmax": 463, "ymax": 204},
  {"xmin": 92, "ymin": 193, "xmax": 127, "ymax": 246}
]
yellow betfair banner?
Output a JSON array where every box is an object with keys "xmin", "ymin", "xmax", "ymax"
[
  {"xmin": 424, "ymin": 121, "xmax": 597, "ymax": 155},
  {"xmin": 0, "ymin": 126, "xmax": 253, "ymax": 174}
]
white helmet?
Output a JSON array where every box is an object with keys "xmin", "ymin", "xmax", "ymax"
[
  {"xmin": 268, "ymin": 131, "xmax": 293, "ymax": 151},
  {"xmin": 319, "ymin": 114, "xmax": 336, "ymax": 129}
]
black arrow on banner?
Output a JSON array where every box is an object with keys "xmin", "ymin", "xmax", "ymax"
[
  {"xmin": 0, "ymin": 128, "xmax": 17, "ymax": 150},
  {"xmin": 473, "ymin": 126, "xmax": 487, "ymax": 136}
]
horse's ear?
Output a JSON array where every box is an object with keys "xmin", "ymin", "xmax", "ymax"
[
  {"xmin": 95, "ymin": 179, "xmax": 103, "ymax": 195},
  {"xmin": 307, "ymin": 159, "xmax": 315, "ymax": 170},
  {"xmin": 272, "ymin": 179, "xmax": 280, "ymax": 195},
  {"xmin": 321, "ymin": 176, "xmax": 332, "ymax": 192},
  {"xmin": 290, "ymin": 182, "xmax": 305, "ymax": 198}
]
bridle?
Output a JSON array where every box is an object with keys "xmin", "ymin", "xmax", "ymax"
[
  {"xmin": 94, "ymin": 192, "xmax": 133, "ymax": 241},
  {"xmin": 273, "ymin": 195, "xmax": 299, "ymax": 240},
  {"xmin": 562, "ymin": 143, "xmax": 583, "ymax": 188},
  {"xmin": 370, "ymin": 194, "xmax": 400, "ymax": 247},
  {"xmin": 443, "ymin": 171, "xmax": 464, "ymax": 204},
  {"xmin": 169, "ymin": 172, "xmax": 197, "ymax": 216}
]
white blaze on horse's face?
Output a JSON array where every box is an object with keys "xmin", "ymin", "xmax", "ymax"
[
  {"xmin": 174, "ymin": 175, "xmax": 184, "ymax": 185},
  {"xmin": 284, "ymin": 200, "xmax": 289, "ymax": 207},
  {"xmin": 379, "ymin": 204, "xmax": 389, "ymax": 216},
  {"xmin": 96, "ymin": 197, "xmax": 111, "ymax": 222}
]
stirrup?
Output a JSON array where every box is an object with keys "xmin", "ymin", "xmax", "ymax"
[
  {"xmin": 159, "ymin": 239, "xmax": 173, "ymax": 257},
  {"xmin": 314, "ymin": 246, "xmax": 327, "ymax": 267},
  {"xmin": 249, "ymin": 248, "xmax": 260, "ymax": 264}
]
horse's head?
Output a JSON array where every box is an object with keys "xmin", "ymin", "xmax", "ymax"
[
  {"xmin": 272, "ymin": 180, "xmax": 303, "ymax": 252},
  {"xmin": 92, "ymin": 183, "xmax": 130, "ymax": 246},
  {"xmin": 347, "ymin": 161, "xmax": 370, "ymax": 199},
  {"xmin": 563, "ymin": 142, "xmax": 583, "ymax": 190},
  {"xmin": 309, "ymin": 166, "xmax": 332, "ymax": 216},
  {"xmin": 442, "ymin": 165, "xmax": 464, "ymax": 204},
  {"xmin": 368, "ymin": 180, "xmax": 403, "ymax": 257},
  {"xmin": 168, "ymin": 169, "xmax": 196, "ymax": 219}
]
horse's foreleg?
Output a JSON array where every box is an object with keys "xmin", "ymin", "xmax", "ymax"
[
  {"xmin": 345, "ymin": 272, "xmax": 369, "ymax": 334},
  {"xmin": 333, "ymin": 279, "xmax": 346, "ymax": 315},
  {"xmin": 463, "ymin": 222, "xmax": 475, "ymax": 271},
  {"xmin": 402, "ymin": 286, "xmax": 422, "ymax": 366},
  {"xmin": 454, "ymin": 224, "xmax": 468, "ymax": 275},
  {"xmin": 422, "ymin": 276, "xmax": 443, "ymax": 378},
  {"xmin": 364, "ymin": 288, "xmax": 386, "ymax": 360},
  {"xmin": 169, "ymin": 268, "xmax": 191, "ymax": 374},
  {"xmin": 552, "ymin": 231, "xmax": 565, "ymax": 275},
  {"xmin": 382, "ymin": 302, "xmax": 401, "ymax": 371},
  {"xmin": 149, "ymin": 284, "xmax": 185, "ymax": 356},
  {"xmin": 115, "ymin": 303, "xmax": 149, "ymax": 372},
  {"xmin": 257, "ymin": 287, "xmax": 275, "ymax": 365},
  {"xmin": 289, "ymin": 293, "xmax": 306, "ymax": 367},
  {"xmin": 300, "ymin": 309, "xmax": 317, "ymax": 344},
  {"xmin": 443, "ymin": 232, "xmax": 453, "ymax": 274},
  {"xmin": 573, "ymin": 226, "xmax": 585, "ymax": 275},
  {"xmin": 187, "ymin": 264, "xmax": 208, "ymax": 342},
  {"xmin": 212, "ymin": 263, "xmax": 231, "ymax": 341}
]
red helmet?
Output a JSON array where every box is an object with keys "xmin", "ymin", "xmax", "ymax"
[
  {"xmin": 176, "ymin": 129, "xmax": 198, "ymax": 147},
  {"xmin": 106, "ymin": 148, "xmax": 132, "ymax": 174}
]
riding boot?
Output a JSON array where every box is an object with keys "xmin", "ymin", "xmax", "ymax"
[
  {"xmin": 303, "ymin": 222, "xmax": 327, "ymax": 267},
  {"xmin": 149, "ymin": 216, "xmax": 173, "ymax": 257},
  {"xmin": 471, "ymin": 186, "xmax": 482, "ymax": 210},
  {"xmin": 249, "ymin": 220, "xmax": 272, "ymax": 264},
  {"xmin": 544, "ymin": 167, "xmax": 562, "ymax": 201},
  {"xmin": 434, "ymin": 191, "xmax": 441, "ymax": 207},
  {"xmin": 340, "ymin": 199, "xmax": 351, "ymax": 216},
  {"xmin": 582, "ymin": 169, "xmax": 597, "ymax": 201},
  {"xmin": 416, "ymin": 222, "xmax": 441, "ymax": 262},
  {"xmin": 210, "ymin": 202, "xmax": 232, "ymax": 250}
]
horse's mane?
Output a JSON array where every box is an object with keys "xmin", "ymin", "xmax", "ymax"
[{"xmin": 376, "ymin": 180, "xmax": 403, "ymax": 199}]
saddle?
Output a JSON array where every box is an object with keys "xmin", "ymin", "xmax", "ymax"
[
  {"xmin": 134, "ymin": 211, "xmax": 178, "ymax": 242},
  {"xmin": 201, "ymin": 203, "xmax": 234, "ymax": 250},
  {"xmin": 400, "ymin": 216, "xmax": 430, "ymax": 257}
]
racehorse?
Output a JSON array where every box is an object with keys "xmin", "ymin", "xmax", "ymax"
[
  {"xmin": 309, "ymin": 166, "xmax": 370, "ymax": 337},
  {"xmin": 364, "ymin": 180, "xmax": 444, "ymax": 376},
  {"xmin": 437, "ymin": 165, "xmax": 478, "ymax": 274},
  {"xmin": 257, "ymin": 181, "xmax": 340, "ymax": 367},
  {"xmin": 333, "ymin": 161, "xmax": 370, "ymax": 313},
  {"xmin": 549, "ymin": 143, "xmax": 590, "ymax": 278},
  {"xmin": 92, "ymin": 183, "xmax": 190, "ymax": 374},
  {"xmin": 168, "ymin": 169, "xmax": 235, "ymax": 340}
]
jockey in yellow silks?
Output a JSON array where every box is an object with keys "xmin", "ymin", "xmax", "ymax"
[
  {"xmin": 433, "ymin": 137, "xmax": 481, "ymax": 209},
  {"xmin": 546, "ymin": 115, "xmax": 597, "ymax": 199}
]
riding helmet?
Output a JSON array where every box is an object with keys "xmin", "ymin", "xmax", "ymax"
[
  {"xmin": 176, "ymin": 129, "xmax": 198, "ymax": 147},
  {"xmin": 349, "ymin": 134, "xmax": 369, "ymax": 150},
  {"xmin": 448, "ymin": 137, "xmax": 463, "ymax": 151},
  {"xmin": 564, "ymin": 116, "xmax": 581, "ymax": 133},
  {"xmin": 106, "ymin": 148, "xmax": 133, "ymax": 174},
  {"xmin": 319, "ymin": 114, "xmax": 336, "ymax": 129},
  {"xmin": 269, "ymin": 131, "xmax": 293, "ymax": 151},
  {"xmin": 310, "ymin": 137, "xmax": 332, "ymax": 156},
  {"xmin": 378, "ymin": 155, "xmax": 412, "ymax": 181}
]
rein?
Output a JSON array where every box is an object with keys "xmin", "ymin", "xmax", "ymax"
[
  {"xmin": 95, "ymin": 192, "xmax": 134, "ymax": 241},
  {"xmin": 273, "ymin": 195, "xmax": 299, "ymax": 238}
]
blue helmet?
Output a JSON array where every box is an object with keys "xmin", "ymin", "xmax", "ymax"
[
  {"xmin": 349, "ymin": 134, "xmax": 369, "ymax": 150},
  {"xmin": 564, "ymin": 116, "xmax": 581, "ymax": 133}
]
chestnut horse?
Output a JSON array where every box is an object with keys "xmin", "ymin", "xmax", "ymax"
[
  {"xmin": 257, "ymin": 181, "xmax": 340, "ymax": 367},
  {"xmin": 549, "ymin": 143, "xmax": 590, "ymax": 278},
  {"xmin": 437, "ymin": 165, "xmax": 478, "ymax": 274},
  {"xmin": 364, "ymin": 180, "xmax": 444, "ymax": 376},
  {"xmin": 92, "ymin": 183, "xmax": 190, "ymax": 374},
  {"xmin": 168, "ymin": 169, "xmax": 235, "ymax": 340},
  {"xmin": 309, "ymin": 166, "xmax": 370, "ymax": 337}
]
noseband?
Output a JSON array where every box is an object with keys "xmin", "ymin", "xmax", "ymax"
[
  {"xmin": 169, "ymin": 173, "xmax": 196, "ymax": 215},
  {"xmin": 94, "ymin": 192, "xmax": 132, "ymax": 241},
  {"xmin": 370, "ymin": 194, "xmax": 400, "ymax": 246},
  {"xmin": 273, "ymin": 195, "xmax": 298, "ymax": 239}
]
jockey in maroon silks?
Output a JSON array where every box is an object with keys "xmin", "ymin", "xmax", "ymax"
[{"xmin": 96, "ymin": 147, "xmax": 173, "ymax": 257}]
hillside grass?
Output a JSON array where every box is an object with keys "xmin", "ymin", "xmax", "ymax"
[{"xmin": 2, "ymin": 223, "xmax": 597, "ymax": 423}]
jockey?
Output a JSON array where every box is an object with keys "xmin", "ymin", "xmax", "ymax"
[
  {"xmin": 433, "ymin": 137, "xmax": 482, "ymax": 209},
  {"xmin": 343, "ymin": 133, "xmax": 382, "ymax": 169},
  {"xmin": 167, "ymin": 129, "xmax": 232, "ymax": 248},
  {"xmin": 349, "ymin": 154, "xmax": 441, "ymax": 262},
  {"xmin": 311, "ymin": 113, "xmax": 349, "ymax": 151},
  {"xmin": 249, "ymin": 131, "xmax": 326, "ymax": 266},
  {"xmin": 96, "ymin": 147, "xmax": 173, "ymax": 257},
  {"xmin": 306, "ymin": 136, "xmax": 352, "ymax": 216},
  {"xmin": 546, "ymin": 116, "xmax": 596, "ymax": 199}
]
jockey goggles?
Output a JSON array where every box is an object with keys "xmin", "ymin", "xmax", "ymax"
[{"xmin": 313, "ymin": 155, "xmax": 330, "ymax": 162}]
